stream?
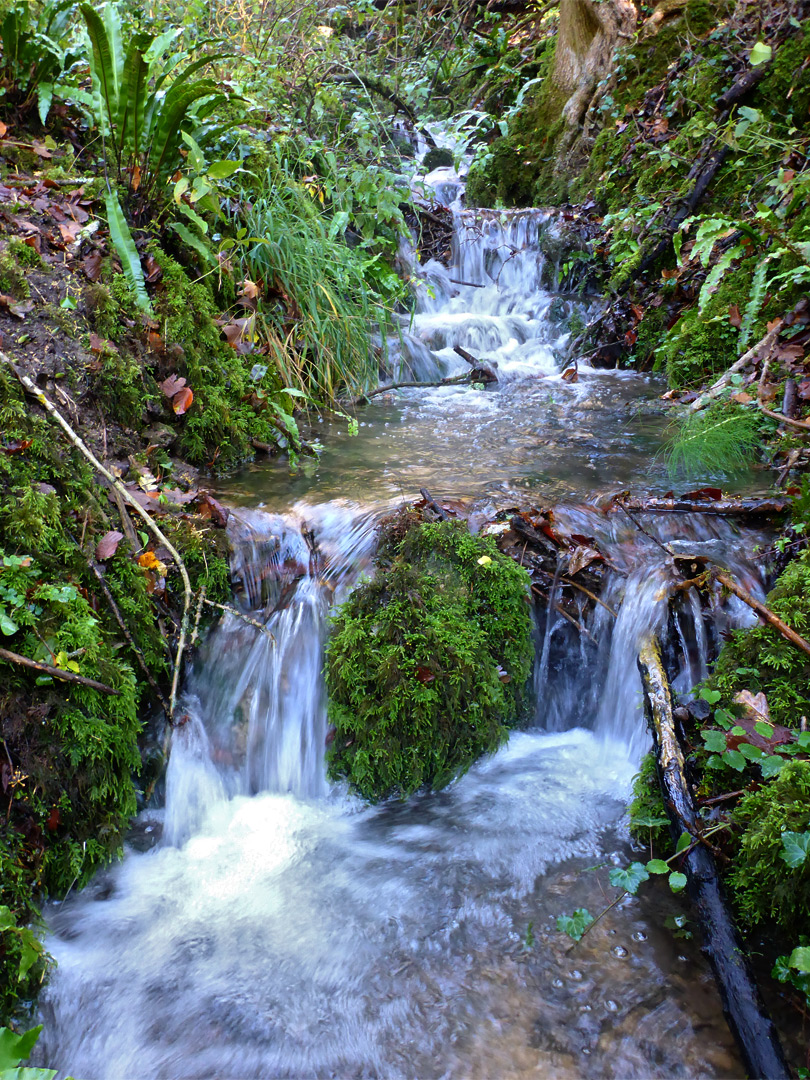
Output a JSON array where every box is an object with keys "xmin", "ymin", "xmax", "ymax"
[{"xmin": 36, "ymin": 169, "xmax": 774, "ymax": 1078}]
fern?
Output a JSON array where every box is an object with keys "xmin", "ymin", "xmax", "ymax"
[
  {"xmin": 664, "ymin": 402, "xmax": 762, "ymax": 477},
  {"xmin": 104, "ymin": 190, "xmax": 151, "ymax": 313},
  {"xmin": 739, "ymin": 258, "xmax": 772, "ymax": 350}
]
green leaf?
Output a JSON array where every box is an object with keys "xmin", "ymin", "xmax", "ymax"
[
  {"xmin": 556, "ymin": 908, "xmax": 594, "ymax": 942},
  {"xmin": 722, "ymin": 749, "xmax": 746, "ymax": 772},
  {"xmin": 797, "ymin": 731, "xmax": 810, "ymax": 750},
  {"xmin": 206, "ymin": 159, "xmax": 240, "ymax": 179},
  {"xmin": 699, "ymin": 689, "xmax": 721, "ymax": 705},
  {"xmin": 37, "ymin": 82, "xmax": 53, "ymax": 125},
  {"xmin": 780, "ymin": 831, "xmax": 810, "ymax": 869},
  {"xmin": 646, "ymin": 859, "xmax": 670, "ymax": 875},
  {"xmin": 181, "ymin": 130, "xmax": 208, "ymax": 173},
  {"xmin": 760, "ymin": 754, "xmax": 785, "ymax": 779},
  {"xmin": 0, "ymin": 609, "xmax": 18, "ymax": 635},
  {"xmin": 632, "ymin": 814, "xmax": 669, "ymax": 828},
  {"xmin": 0, "ymin": 906, "xmax": 16, "ymax": 932},
  {"xmin": 789, "ymin": 946, "xmax": 810, "ymax": 973},
  {"xmin": 0, "ymin": 1025, "xmax": 42, "ymax": 1071},
  {"xmin": 702, "ymin": 730, "xmax": 727, "ymax": 753},
  {"xmin": 749, "ymin": 41, "xmax": 772, "ymax": 67},
  {"xmin": 739, "ymin": 742, "xmax": 763, "ymax": 760},
  {"xmin": 608, "ymin": 862, "xmax": 650, "ymax": 895},
  {"xmin": 176, "ymin": 200, "xmax": 210, "ymax": 236},
  {"xmin": 104, "ymin": 190, "xmax": 152, "ymax": 313},
  {"xmin": 168, "ymin": 221, "xmax": 216, "ymax": 266},
  {"xmin": 35, "ymin": 675, "xmax": 53, "ymax": 686},
  {"xmin": 676, "ymin": 831, "xmax": 692, "ymax": 853},
  {"xmin": 18, "ymin": 934, "xmax": 42, "ymax": 980},
  {"xmin": 754, "ymin": 720, "xmax": 773, "ymax": 739},
  {"xmin": 81, "ymin": 4, "xmax": 119, "ymax": 139},
  {"xmin": 668, "ymin": 871, "xmax": 687, "ymax": 893},
  {"xmin": 117, "ymin": 36, "xmax": 151, "ymax": 159}
]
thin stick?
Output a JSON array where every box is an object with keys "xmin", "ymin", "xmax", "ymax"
[
  {"xmin": 713, "ymin": 569, "xmax": 810, "ymax": 659},
  {"xmin": 3, "ymin": 354, "xmax": 192, "ymax": 719},
  {"xmin": 203, "ymin": 599, "xmax": 276, "ymax": 642},
  {"xmin": 190, "ymin": 585, "xmax": 207, "ymax": 648},
  {"xmin": 82, "ymin": 550, "xmax": 171, "ymax": 715},
  {"xmin": 349, "ymin": 373, "xmax": 470, "ymax": 405},
  {"xmin": 757, "ymin": 360, "xmax": 810, "ymax": 431},
  {"xmin": 531, "ymin": 585, "xmax": 596, "ymax": 643},
  {"xmin": 690, "ymin": 320, "xmax": 783, "ymax": 412},
  {"xmin": 0, "ymin": 646, "xmax": 121, "ymax": 695}
]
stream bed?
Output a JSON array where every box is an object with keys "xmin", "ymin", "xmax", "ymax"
[{"xmin": 37, "ymin": 198, "xmax": 771, "ymax": 1078}]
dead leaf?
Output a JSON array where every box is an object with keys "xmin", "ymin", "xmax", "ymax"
[
  {"xmin": 415, "ymin": 665, "xmax": 436, "ymax": 684},
  {"xmin": 96, "ymin": 530, "xmax": 124, "ymax": 560},
  {"xmin": 83, "ymin": 251, "xmax": 103, "ymax": 281},
  {"xmin": 731, "ymin": 391, "xmax": 753, "ymax": 404},
  {"xmin": 58, "ymin": 221, "xmax": 81, "ymax": 244},
  {"xmin": 2, "ymin": 438, "xmax": 33, "ymax": 453},
  {"xmin": 172, "ymin": 386, "xmax": 193, "ymax": 414},
  {"xmin": 568, "ymin": 545, "xmax": 602, "ymax": 576},
  {"xmin": 195, "ymin": 493, "xmax": 229, "ymax": 527},
  {"xmin": 680, "ymin": 487, "xmax": 722, "ymax": 501},
  {"xmin": 131, "ymin": 163, "xmax": 142, "ymax": 192},
  {"xmin": 725, "ymin": 690, "xmax": 793, "ymax": 752},
  {"xmin": 797, "ymin": 378, "xmax": 810, "ymax": 401},
  {"xmin": 89, "ymin": 332, "xmax": 116, "ymax": 355},
  {"xmin": 625, "ymin": 328, "xmax": 638, "ymax": 345},
  {"xmin": 31, "ymin": 141, "xmax": 52, "ymax": 159},
  {"xmin": 160, "ymin": 373, "xmax": 187, "ymax": 398},
  {"xmin": 561, "ymin": 367, "xmax": 578, "ymax": 383},
  {"xmin": 138, "ymin": 550, "xmax": 168, "ymax": 575},
  {"xmin": 22, "ymin": 233, "xmax": 41, "ymax": 255},
  {"xmin": 0, "ymin": 293, "xmax": 34, "ymax": 319},
  {"xmin": 0, "ymin": 121, "xmax": 7, "ymax": 138},
  {"xmin": 143, "ymin": 254, "xmax": 163, "ymax": 284},
  {"xmin": 147, "ymin": 331, "xmax": 164, "ymax": 354},
  {"xmin": 728, "ymin": 303, "xmax": 742, "ymax": 328},
  {"xmin": 630, "ymin": 303, "xmax": 644, "ymax": 322}
]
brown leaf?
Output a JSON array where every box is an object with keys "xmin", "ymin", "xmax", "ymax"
[
  {"xmin": 160, "ymin": 373, "xmax": 187, "ymax": 398},
  {"xmin": 31, "ymin": 140, "xmax": 52, "ymax": 159},
  {"xmin": 680, "ymin": 487, "xmax": 722, "ymax": 501},
  {"xmin": 58, "ymin": 220, "xmax": 81, "ymax": 244},
  {"xmin": 89, "ymin": 332, "xmax": 116, "ymax": 355},
  {"xmin": 624, "ymin": 328, "xmax": 638, "ymax": 345},
  {"xmin": 730, "ymin": 391, "xmax": 753, "ymax": 404},
  {"xmin": 630, "ymin": 303, "xmax": 644, "ymax": 322},
  {"xmin": 0, "ymin": 293, "xmax": 34, "ymax": 319},
  {"xmin": 797, "ymin": 378, "xmax": 810, "ymax": 401},
  {"xmin": 22, "ymin": 233, "xmax": 41, "ymax": 255},
  {"xmin": 415, "ymin": 665, "xmax": 436, "ymax": 684},
  {"xmin": 172, "ymin": 386, "xmax": 193, "ymax": 414},
  {"xmin": 728, "ymin": 303, "xmax": 742, "ymax": 328},
  {"xmin": 46, "ymin": 806, "xmax": 60, "ymax": 832},
  {"xmin": 568, "ymin": 545, "xmax": 602, "ymax": 576},
  {"xmin": 561, "ymin": 367, "xmax": 578, "ymax": 383},
  {"xmin": 83, "ymin": 251, "xmax": 103, "ymax": 281},
  {"xmin": 147, "ymin": 331, "xmax": 164, "ymax": 354},
  {"xmin": 2, "ymin": 438, "xmax": 33, "ymax": 453},
  {"xmin": 0, "ymin": 121, "xmax": 7, "ymax": 138},
  {"xmin": 96, "ymin": 530, "xmax": 124, "ymax": 559},
  {"xmin": 195, "ymin": 493, "xmax": 229, "ymax": 527},
  {"xmin": 725, "ymin": 691, "xmax": 793, "ymax": 753},
  {"xmin": 143, "ymin": 254, "xmax": 163, "ymax": 284},
  {"xmin": 131, "ymin": 163, "xmax": 142, "ymax": 192}
]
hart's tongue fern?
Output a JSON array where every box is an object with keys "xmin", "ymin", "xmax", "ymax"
[{"xmin": 664, "ymin": 402, "xmax": 763, "ymax": 477}]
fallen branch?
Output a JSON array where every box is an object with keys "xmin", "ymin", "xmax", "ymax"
[
  {"xmin": 419, "ymin": 487, "xmax": 449, "ymax": 521},
  {"xmin": 3, "ymin": 355, "xmax": 192, "ymax": 720},
  {"xmin": 0, "ymin": 646, "xmax": 121, "ymax": 696},
  {"xmin": 618, "ymin": 495, "xmax": 788, "ymax": 516},
  {"xmin": 202, "ymin": 599, "xmax": 276, "ymax": 642},
  {"xmin": 690, "ymin": 320, "xmax": 784, "ymax": 412},
  {"xmin": 757, "ymin": 359, "xmax": 810, "ymax": 431},
  {"xmin": 638, "ymin": 636, "xmax": 790, "ymax": 1080},
  {"xmin": 713, "ymin": 569, "xmax": 810, "ymax": 659},
  {"xmin": 531, "ymin": 585, "xmax": 596, "ymax": 644},
  {"xmin": 347, "ymin": 372, "xmax": 470, "ymax": 405}
]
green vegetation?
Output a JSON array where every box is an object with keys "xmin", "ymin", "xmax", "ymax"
[{"xmin": 326, "ymin": 518, "xmax": 534, "ymax": 801}]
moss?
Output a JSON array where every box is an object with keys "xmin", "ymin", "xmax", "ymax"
[
  {"xmin": 325, "ymin": 518, "xmax": 534, "ymax": 801},
  {"xmin": 712, "ymin": 550, "xmax": 810, "ymax": 729},
  {"xmin": 728, "ymin": 760, "xmax": 810, "ymax": 936},
  {"xmin": 753, "ymin": 19, "xmax": 810, "ymax": 129},
  {"xmin": 0, "ymin": 246, "xmax": 30, "ymax": 299},
  {"xmin": 6, "ymin": 236, "xmax": 41, "ymax": 269},
  {"xmin": 629, "ymin": 752, "xmax": 672, "ymax": 854}
]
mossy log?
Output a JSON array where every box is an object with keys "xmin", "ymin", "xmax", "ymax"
[{"xmin": 638, "ymin": 636, "xmax": 790, "ymax": 1080}]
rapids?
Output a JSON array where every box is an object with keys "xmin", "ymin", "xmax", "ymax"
[{"xmin": 36, "ymin": 164, "xmax": 771, "ymax": 1079}]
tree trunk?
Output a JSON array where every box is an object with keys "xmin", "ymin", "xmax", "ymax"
[{"xmin": 549, "ymin": 0, "xmax": 637, "ymax": 161}]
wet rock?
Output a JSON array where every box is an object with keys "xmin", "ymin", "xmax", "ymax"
[
  {"xmin": 143, "ymin": 423, "xmax": 177, "ymax": 449},
  {"xmin": 423, "ymin": 147, "xmax": 454, "ymax": 171}
]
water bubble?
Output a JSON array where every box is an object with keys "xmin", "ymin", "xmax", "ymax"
[
  {"xmin": 568, "ymin": 970, "xmax": 583, "ymax": 981},
  {"xmin": 579, "ymin": 1004, "xmax": 592, "ymax": 1012},
  {"xmin": 612, "ymin": 945, "xmax": 628, "ymax": 958},
  {"xmin": 605, "ymin": 1000, "xmax": 618, "ymax": 1012},
  {"xmin": 632, "ymin": 931, "xmax": 647, "ymax": 942},
  {"xmin": 552, "ymin": 978, "xmax": 564, "ymax": 989}
]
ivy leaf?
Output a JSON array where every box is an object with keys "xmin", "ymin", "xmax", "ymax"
[
  {"xmin": 789, "ymin": 946, "xmax": 810, "ymax": 973},
  {"xmin": 699, "ymin": 688, "xmax": 721, "ymax": 705},
  {"xmin": 608, "ymin": 862, "xmax": 649, "ymax": 895},
  {"xmin": 556, "ymin": 908, "xmax": 594, "ymax": 942},
  {"xmin": 722, "ymin": 749, "xmax": 747, "ymax": 772},
  {"xmin": 646, "ymin": 859, "xmax": 670, "ymax": 875},
  {"xmin": 633, "ymin": 814, "xmax": 669, "ymax": 828},
  {"xmin": 702, "ymin": 730, "xmax": 727, "ymax": 753},
  {"xmin": 780, "ymin": 831, "xmax": 810, "ymax": 869},
  {"xmin": 668, "ymin": 871, "xmax": 688, "ymax": 893},
  {"xmin": 749, "ymin": 41, "xmax": 772, "ymax": 67}
]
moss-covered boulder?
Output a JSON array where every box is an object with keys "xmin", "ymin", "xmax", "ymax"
[{"xmin": 325, "ymin": 519, "xmax": 534, "ymax": 801}]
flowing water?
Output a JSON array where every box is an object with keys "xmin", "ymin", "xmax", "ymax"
[{"xmin": 37, "ymin": 170, "xmax": 775, "ymax": 1078}]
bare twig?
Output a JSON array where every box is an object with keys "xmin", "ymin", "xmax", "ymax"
[
  {"xmin": 713, "ymin": 569, "xmax": 810, "ymax": 659},
  {"xmin": 0, "ymin": 646, "xmax": 121, "ymax": 695},
  {"xmin": 3, "ymin": 354, "xmax": 193, "ymax": 720},
  {"xmin": 690, "ymin": 320, "xmax": 783, "ymax": 412},
  {"xmin": 191, "ymin": 586, "xmax": 207, "ymax": 648},
  {"xmin": 202, "ymin": 599, "xmax": 276, "ymax": 642}
]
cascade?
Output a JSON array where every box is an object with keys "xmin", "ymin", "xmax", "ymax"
[{"xmin": 36, "ymin": 167, "xmax": 768, "ymax": 1078}]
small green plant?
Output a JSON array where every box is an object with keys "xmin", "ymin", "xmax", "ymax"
[
  {"xmin": 0, "ymin": 1021, "xmax": 73, "ymax": 1078},
  {"xmin": 325, "ymin": 518, "xmax": 534, "ymax": 801},
  {"xmin": 0, "ymin": 0, "xmax": 78, "ymax": 122},
  {"xmin": 663, "ymin": 400, "xmax": 762, "ymax": 478}
]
